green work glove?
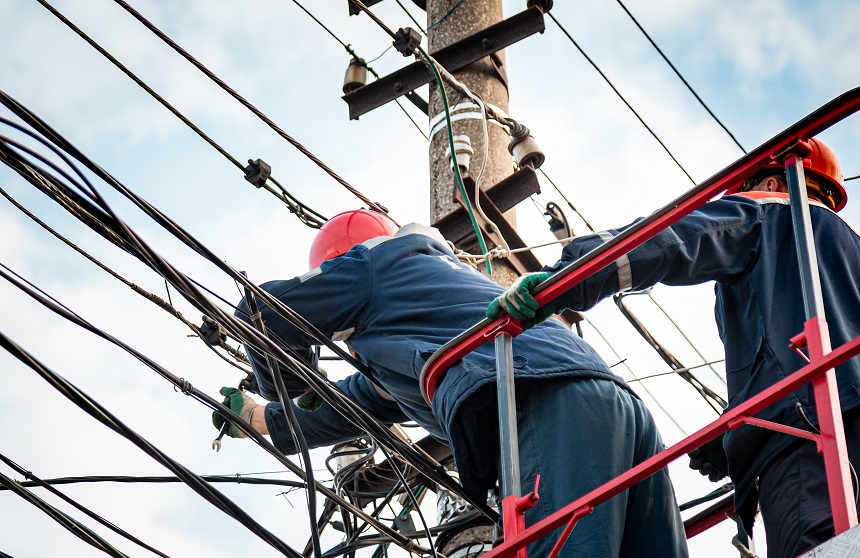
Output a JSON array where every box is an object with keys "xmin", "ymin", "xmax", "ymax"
[
  {"xmin": 487, "ymin": 272, "xmax": 555, "ymax": 326},
  {"xmin": 212, "ymin": 387, "xmax": 259, "ymax": 438},
  {"xmin": 294, "ymin": 368, "xmax": 328, "ymax": 412},
  {"xmin": 688, "ymin": 433, "xmax": 729, "ymax": 482}
]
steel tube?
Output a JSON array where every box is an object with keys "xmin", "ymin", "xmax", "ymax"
[{"xmin": 495, "ymin": 332, "xmax": 521, "ymax": 498}]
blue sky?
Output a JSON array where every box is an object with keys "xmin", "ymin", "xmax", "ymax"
[{"xmin": 1, "ymin": 1, "xmax": 860, "ymax": 556}]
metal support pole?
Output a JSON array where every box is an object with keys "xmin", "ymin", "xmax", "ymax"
[
  {"xmin": 785, "ymin": 154, "xmax": 826, "ymax": 320},
  {"xmin": 495, "ymin": 332, "xmax": 521, "ymax": 498},
  {"xmin": 784, "ymin": 153, "xmax": 858, "ymax": 533}
]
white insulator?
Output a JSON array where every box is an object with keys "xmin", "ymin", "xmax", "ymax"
[
  {"xmin": 510, "ymin": 134, "xmax": 545, "ymax": 170},
  {"xmin": 445, "ymin": 135, "xmax": 474, "ymax": 174},
  {"xmin": 343, "ymin": 59, "xmax": 368, "ymax": 94}
]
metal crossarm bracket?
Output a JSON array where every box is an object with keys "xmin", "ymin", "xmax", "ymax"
[
  {"xmin": 343, "ymin": 7, "xmax": 545, "ymax": 119},
  {"xmin": 433, "ymin": 166, "xmax": 541, "ymax": 273}
]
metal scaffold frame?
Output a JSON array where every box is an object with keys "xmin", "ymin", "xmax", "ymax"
[{"xmin": 421, "ymin": 87, "xmax": 860, "ymax": 557}]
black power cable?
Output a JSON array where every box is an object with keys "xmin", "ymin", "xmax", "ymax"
[
  {"xmin": 614, "ymin": 292, "xmax": 727, "ymax": 413},
  {"xmin": 34, "ymin": 0, "xmax": 327, "ymax": 229},
  {"xmin": 0, "ymin": 470, "xmax": 129, "ymax": 558},
  {"xmin": 613, "ymin": 0, "xmax": 746, "ymax": 153},
  {"xmin": 0, "ymin": 254, "xmax": 416, "ymax": 551},
  {"xmin": 109, "ymin": 0, "xmax": 394, "ymax": 221},
  {"xmin": 1, "ymin": 90, "xmax": 494, "ymax": 520},
  {"xmin": 0, "ymin": 331, "xmax": 302, "ymax": 557},
  {"xmin": 0, "ymin": 474, "xmax": 304, "ymax": 492},
  {"xmin": 547, "ymin": 12, "xmax": 696, "ymax": 184},
  {"xmin": 0, "ymin": 453, "xmax": 170, "ymax": 558},
  {"xmin": 0, "ymin": 186, "xmax": 251, "ymax": 373},
  {"xmin": 0, "ymin": 92, "xmax": 495, "ymax": 525}
]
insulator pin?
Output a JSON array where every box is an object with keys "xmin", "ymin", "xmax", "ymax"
[{"xmin": 343, "ymin": 58, "xmax": 368, "ymax": 94}]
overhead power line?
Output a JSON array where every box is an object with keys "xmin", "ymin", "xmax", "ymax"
[
  {"xmin": 109, "ymin": 0, "xmax": 394, "ymax": 221},
  {"xmin": 35, "ymin": 0, "xmax": 327, "ymax": 229},
  {"xmin": 0, "ymin": 330, "xmax": 301, "ymax": 557},
  {"xmin": 287, "ymin": 0, "xmax": 428, "ymax": 139},
  {"xmin": 547, "ymin": 12, "xmax": 696, "ymax": 184},
  {"xmin": 0, "ymin": 94, "xmax": 495, "ymax": 526},
  {"xmin": 613, "ymin": 0, "xmax": 747, "ymax": 153},
  {"xmin": 0, "ymin": 452, "xmax": 170, "ymax": 558},
  {"xmin": 0, "ymin": 188, "xmax": 251, "ymax": 372},
  {"xmin": 0, "ymin": 468, "xmax": 129, "ymax": 558}
]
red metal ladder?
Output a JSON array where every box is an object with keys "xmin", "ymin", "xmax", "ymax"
[{"xmin": 420, "ymin": 87, "xmax": 860, "ymax": 557}]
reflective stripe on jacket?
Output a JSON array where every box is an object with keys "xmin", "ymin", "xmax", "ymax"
[{"xmin": 548, "ymin": 192, "xmax": 860, "ymax": 510}]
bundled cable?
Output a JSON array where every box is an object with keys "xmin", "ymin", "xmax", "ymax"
[
  {"xmin": 0, "ymin": 331, "xmax": 301, "ymax": 557},
  {"xmin": 0, "ymin": 90, "xmax": 494, "ymax": 525},
  {"xmin": 34, "ymin": 0, "xmax": 327, "ymax": 229},
  {"xmin": 0, "ymin": 453, "xmax": 169, "ymax": 558}
]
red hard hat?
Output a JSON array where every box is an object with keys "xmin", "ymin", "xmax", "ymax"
[
  {"xmin": 308, "ymin": 209, "xmax": 399, "ymax": 269},
  {"xmin": 762, "ymin": 138, "xmax": 846, "ymax": 211}
]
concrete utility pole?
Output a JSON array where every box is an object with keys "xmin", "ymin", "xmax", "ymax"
[{"xmin": 426, "ymin": 0, "xmax": 519, "ymax": 286}]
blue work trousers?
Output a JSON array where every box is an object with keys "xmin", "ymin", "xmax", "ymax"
[
  {"xmin": 757, "ymin": 407, "xmax": 860, "ymax": 558},
  {"xmin": 510, "ymin": 378, "xmax": 688, "ymax": 558}
]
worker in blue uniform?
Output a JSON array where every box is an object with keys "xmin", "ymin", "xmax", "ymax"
[
  {"xmin": 213, "ymin": 209, "xmax": 689, "ymax": 558},
  {"xmin": 489, "ymin": 139, "xmax": 859, "ymax": 558}
]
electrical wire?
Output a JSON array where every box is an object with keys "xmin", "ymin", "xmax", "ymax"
[
  {"xmin": 547, "ymin": 12, "xmax": 696, "ymax": 184},
  {"xmin": 0, "ymin": 254, "xmax": 419, "ymax": 551},
  {"xmin": 645, "ymin": 290, "xmax": 727, "ymax": 387},
  {"xmin": 0, "ymin": 473, "xmax": 305, "ymax": 492},
  {"xmin": 0, "ymin": 93, "xmax": 495, "ymax": 526},
  {"xmin": 110, "ymin": 0, "xmax": 395, "ymax": 221},
  {"xmin": 287, "ymin": 0, "xmax": 428, "ymax": 140},
  {"xmin": 427, "ymin": 0, "xmax": 465, "ymax": 31},
  {"xmin": 394, "ymin": 0, "xmax": 426, "ymax": 33},
  {"xmin": 0, "ymin": 174, "xmax": 441, "ymax": 555},
  {"xmin": 0, "ymin": 186, "xmax": 251, "ymax": 373},
  {"xmin": 624, "ymin": 360, "xmax": 725, "ymax": 384},
  {"xmin": 34, "ymin": 0, "xmax": 327, "ymax": 229},
  {"xmin": 614, "ymin": 292, "xmax": 727, "ymax": 413},
  {"xmin": 0, "ymin": 453, "xmax": 170, "ymax": 558},
  {"xmin": 613, "ymin": 0, "xmax": 746, "ymax": 153},
  {"xmin": 0, "ymin": 331, "xmax": 302, "ymax": 557},
  {"xmin": 418, "ymin": 47, "xmax": 492, "ymax": 274},
  {"xmin": 0, "ymin": 469, "xmax": 129, "ymax": 558}
]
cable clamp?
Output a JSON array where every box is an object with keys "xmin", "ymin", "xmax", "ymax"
[
  {"xmin": 393, "ymin": 27, "xmax": 421, "ymax": 56},
  {"xmin": 244, "ymin": 158, "xmax": 272, "ymax": 188}
]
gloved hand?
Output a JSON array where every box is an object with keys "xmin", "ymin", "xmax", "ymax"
[
  {"xmin": 688, "ymin": 433, "xmax": 729, "ymax": 482},
  {"xmin": 294, "ymin": 368, "xmax": 328, "ymax": 412},
  {"xmin": 212, "ymin": 387, "xmax": 259, "ymax": 438},
  {"xmin": 486, "ymin": 272, "xmax": 555, "ymax": 326}
]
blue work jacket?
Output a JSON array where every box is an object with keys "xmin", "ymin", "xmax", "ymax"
[
  {"xmin": 237, "ymin": 224, "xmax": 626, "ymax": 495},
  {"xmin": 548, "ymin": 192, "xmax": 860, "ymax": 512}
]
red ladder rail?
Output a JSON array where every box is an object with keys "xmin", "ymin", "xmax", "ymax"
[
  {"xmin": 420, "ymin": 86, "xmax": 860, "ymax": 553},
  {"xmin": 420, "ymin": 86, "xmax": 860, "ymax": 404}
]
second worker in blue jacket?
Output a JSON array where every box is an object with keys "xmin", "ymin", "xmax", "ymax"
[{"xmin": 489, "ymin": 138, "xmax": 860, "ymax": 558}]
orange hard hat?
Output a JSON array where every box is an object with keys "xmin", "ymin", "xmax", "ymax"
[
  {"xmin": 761, "ymin": 138, "xmax": 846, "ymax": 211},
  {"xmin": 308, "ymin": 209, "xmax": 399, "ymax": 269}
]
